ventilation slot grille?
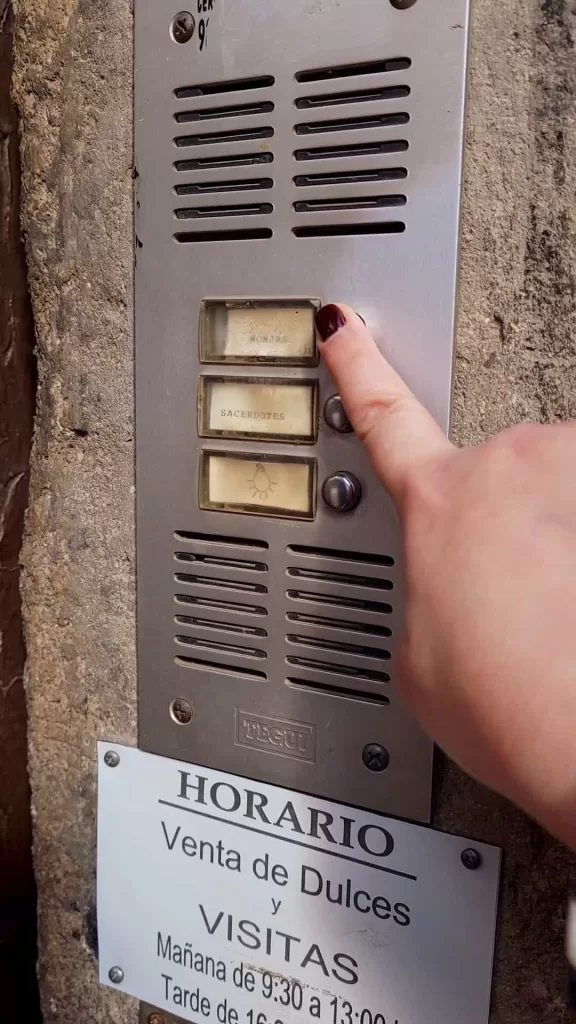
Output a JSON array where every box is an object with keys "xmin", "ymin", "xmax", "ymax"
[
  {"xmin": 285, "ymin": 545, "xmax": 394, "ymax": 705},
  {"xmin": 295, "ymin": 59, "xmax": 411, "ymax": 84},
  {"xmin": 173, "ymin": 75, "xmax": 276, "ymax": 243},
  {"xmin": 293, "ymin": 58, "xmax": 411, "ymax": 238},
  {"xmin": 174, "ymin": 531, "xmax": 269, "ymax": 679}
]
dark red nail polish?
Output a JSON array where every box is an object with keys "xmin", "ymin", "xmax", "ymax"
[{"xmin": 315, "ymin": 304, "xmax": 347, "ymax": 341}]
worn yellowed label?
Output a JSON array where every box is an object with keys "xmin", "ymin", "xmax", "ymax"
[
  {"xmin": 203, "ymin": 380, "xmax": 316, "ymax": 439},
  {"xmin": 204, "ymin": 455, "xmax": 313, "ymax": 516},
  {"xmin": 225, "ymin": 307, "xmax": 316, "ymax": 360}
]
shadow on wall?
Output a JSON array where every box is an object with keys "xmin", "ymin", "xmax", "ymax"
[{"xmin": 0, "ymin": 0, "xmax": 41, "ymax": 1020}]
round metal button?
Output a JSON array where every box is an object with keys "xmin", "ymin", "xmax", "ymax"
[
  {"xmin": 322, "ymin": 472, "xmax": 362, "ymax": 513},
  {"xmin": 324, "ymin": 394, "xmax": 353, "ymax": 434}
]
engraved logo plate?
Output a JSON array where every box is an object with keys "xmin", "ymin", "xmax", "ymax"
[{"xmin": 236, "ymin": 710, "xmax": 316, "ymax": 762}]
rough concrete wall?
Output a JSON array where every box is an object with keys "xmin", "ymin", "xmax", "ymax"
[
  {"xmin": 11, "ymin": 0, "xmax": 576, "ymax": 1023},
  {"xmin": 12, "ymin": 0, "xmax": 138, "ymax": 1021},
  {"xmin": 0, "ymin": 1, "xmax": 40, "ymax": 1018},
  {"xmin": 447, "ymin": 1, "xmax": 576, "ymax": 1020}
]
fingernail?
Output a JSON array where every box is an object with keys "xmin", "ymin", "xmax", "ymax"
[{"xmin": 315, "ymin": 304, "xmax": 347, "ymax": 341}]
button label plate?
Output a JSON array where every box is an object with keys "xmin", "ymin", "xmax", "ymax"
[
  {"xmin": 199, "ymin": 300, "xmax": 320, "ymax": 365},
  {"xmin": 199, "ymin": 378, "xmax": 318, "ymax": 443},
  {"xmin": 200, "ymin": 452, "xmax": 316, "ymax": 519}
]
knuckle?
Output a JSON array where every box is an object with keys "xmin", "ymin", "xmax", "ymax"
[
  {"xmin": 402, "ymin": 463, "xmax": 439, "ymax": 511},
  {"xmin": 353, "ymin": 391, "xmax": 414, "ymax": 446},
  {"xmin": 499, "ymin": 422, "xmax": 543, "ymax": 458},
  {"xmin": 483, "ymin": 422, "xmax": 554, "ymax": 468},
  {"xmin": 401, "ymin": 452, "xmax": 453, "ymax": 516}
]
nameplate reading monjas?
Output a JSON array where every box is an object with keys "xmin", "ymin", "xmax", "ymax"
[{"xmin": 97, "ymin": 745, "xmax": 500, "ymax": 1024}]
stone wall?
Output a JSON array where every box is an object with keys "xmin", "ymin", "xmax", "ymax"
[
  {"xmin": 13, "ymin": 0, "xmax": 137, "ymax": 1020},
  {"xmin": 12, "ymin": 0, "xmax": 576, "ymax": 1021},
  {"xmin": 0, "ymin": 0, "xmax": 40, "ymax": 1018}
]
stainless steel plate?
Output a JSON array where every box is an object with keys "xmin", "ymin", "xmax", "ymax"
[{"xmin": 135, "ymin": 0, "xmax": 471, "ymax": 822}]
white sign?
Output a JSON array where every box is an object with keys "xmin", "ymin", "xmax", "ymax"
[{"xmin": 97, "ymin": 745, "xmax": 501, "ymax": 1024}]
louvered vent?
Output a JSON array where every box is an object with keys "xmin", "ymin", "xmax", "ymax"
[
  {"xmin": 174, "ymin": 531, "xmax": 269, "ymax": 680},
  {"xmin": 293, "ymin": 59, "xmax": 410, "ymax": 238},
  {"xmin": 285, "ymin": 545, "xmax": 394, "ymax": 705},
  {"xmin": 172, "ymin": 76, "xmax": 276, "ymax": 243}
]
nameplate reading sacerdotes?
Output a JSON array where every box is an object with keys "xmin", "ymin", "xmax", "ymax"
[
  {"xmin": 97, "ymin": 745, "xmax": 501, "ymax": 1024},
  {"xmin": 199, "ymin": 379, "xmax": 318, "ymax": 443}
]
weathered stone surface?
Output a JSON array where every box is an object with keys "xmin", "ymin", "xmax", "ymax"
[
  {"xmin": 12, "ymin": 0, "xmax": 576, "ymax": 1022},
  {"xmin": 447, "ymin": 2, "xmax": 576, "ymax": 1021},
  {"xmin": 12, "ymin": 0, "xmax": 138, "ymax": 1020},
  {"xmin": 0, "ymin": 1, "xmax": 40, "ymax": 1018}
]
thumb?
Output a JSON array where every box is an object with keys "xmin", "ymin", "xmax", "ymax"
[{"xmin": 316, "ymin": 303, "xmax": 453, "ymax": 506}]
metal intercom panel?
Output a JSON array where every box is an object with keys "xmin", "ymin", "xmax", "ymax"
[{"xmin": 135, "ymin": 0, "xmax": 470, "ymax": 823}]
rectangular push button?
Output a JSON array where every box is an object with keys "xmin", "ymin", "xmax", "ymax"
[
  {"xmin": 200, "ymin": 452, "xmax": 316, "ymax": 520},
  {"xmin": 199, "ymin": 377, "xmax": 318, "ymax": 443},
  {"xmin": 199, "ymin": 299, "xmax": 320, "ymax": 365}
]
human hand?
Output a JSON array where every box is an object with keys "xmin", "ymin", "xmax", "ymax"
[{"xmin": 317, "ymin": 303, "xmax": 576, "ymax": 848}]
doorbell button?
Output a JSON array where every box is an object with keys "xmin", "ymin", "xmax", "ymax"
[
  {"xmin": 322, "ymin": 472, "xmax": 362, "ymax": 513},
  {"xmin": 324, "ymin": 394, "xmax": 353, "ymax": 434}
]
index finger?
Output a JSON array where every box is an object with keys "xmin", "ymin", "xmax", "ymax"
[{"xmin": 316, "ymin": 303, "xmax": 453, "ymax": 506}]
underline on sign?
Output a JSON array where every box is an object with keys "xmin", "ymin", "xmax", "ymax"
[{"xmin": 158, "ymin": 800, "xmax": 418, "ymax": 881}]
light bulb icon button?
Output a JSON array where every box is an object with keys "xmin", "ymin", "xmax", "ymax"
[{"xmin": 248, "ymin": 463, "xmax": 276, "ymax": 500}]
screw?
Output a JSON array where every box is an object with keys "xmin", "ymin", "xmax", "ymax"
[
  {"xmin": 362, "ymin": 743, "xmax": 390, "ymax": 773},
  {"xmin": 171, "ymin": 11, "xmax": 195, "ymax": 43},
  {"xmin": 104, "ymin": 750, "xmax": 120, "ymax": 768},
  {"xmin": 461, "ymin": 848, "xmax": 483, "ymax": 871},
  {"xmin": 108, "ymin": 966, "xmax": 124, "ymax": 985},
  {"xmin": 390, "ymin": 0, "xmax": 418, "ymax": 8},
  {"xmin": 170, "ymin": 698, "xmax": 193, "ymax": 725},
  {"xmin": 147, "ymin": 1015, "xmax": 166, "ymax": 1024}
]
